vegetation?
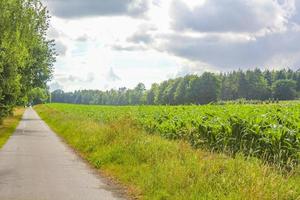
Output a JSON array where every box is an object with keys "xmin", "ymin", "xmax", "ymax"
[
  {"xmin": 0, "ymin": 0, "xmax": 55, "ymax": 123},
  {"xmin": 37, "ymin": 102, "xmax": 300, "ymax": 170},
  {"xmin": 51, "ymin": 69, "xmax": 300, "ymax": 105},
  {"xmin": 0, "ymin": 108, "xmax": 25, "ymax": 148},
  {"xmin": 35, "ymin": 103, "xmax": 300, "ymax": 200}
]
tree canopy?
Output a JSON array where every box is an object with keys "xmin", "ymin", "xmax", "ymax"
[
  {"xmin": 51, "ymin": 69, "xmax": 300, "ymax": 106},
  {"xmin": 0, "ymin": 0, "xmax": 55, "ymax": 122}
]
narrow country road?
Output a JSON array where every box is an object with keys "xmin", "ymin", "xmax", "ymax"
[{"xmin": 0, "ymin": 108, "xmax": 125, "ymax": 200}]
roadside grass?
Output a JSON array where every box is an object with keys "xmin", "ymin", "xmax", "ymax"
[
  {"xmin": 35, "ymin": 104, "xmax": 300, "ymax": 200},
  {"xmin": 0, "ymin": 107, "xmax": 25, "ymax": 148}
]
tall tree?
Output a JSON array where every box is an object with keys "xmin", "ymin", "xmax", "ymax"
[
  {"xmin": 272, "ymin": 79, "xmax": 297, "ymax": 100},
  {"xmin": 0, "ymin": 0, "xmax": 54, "ymax": 122}
]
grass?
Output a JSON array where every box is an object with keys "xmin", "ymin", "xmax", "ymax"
[
  {"xmin": 0, "ymin": 107, "xmax": 25, "ymax": 148},
  {"xmin": 35, "ymin": 104, "xmax": 300, "ymax": 200}
]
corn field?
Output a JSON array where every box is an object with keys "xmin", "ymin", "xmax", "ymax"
[{"xmin": 50, "ymin": 102, "xmax": 300, "ymax": 169}]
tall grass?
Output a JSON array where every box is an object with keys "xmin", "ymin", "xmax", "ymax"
[
  {"xmin": 36, "ymin": 104, "xmax": 300, "ymax": 200},
  {"xmin": 0, "ymin": 107, "xmax": 25, "ymax": 148}
]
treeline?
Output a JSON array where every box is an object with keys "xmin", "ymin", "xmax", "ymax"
[
  {"xmin": 0, "ymin": 0, "xmax": 55, "ymax": 123},
  {"xmin": 52, "ymin": 69, "xmax": 300, "ymax": 105}
]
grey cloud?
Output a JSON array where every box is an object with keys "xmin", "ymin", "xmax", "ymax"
[
  {"xmin": 175, "ymin": 62, "xmax": 217, "ymax": 77},
  {"xmin": 55, "ymin": 40, "xmax": 67, "ymax": 56},
  {"xmin": 56, "ymin": 73, "xmax": 95, "ymax": 83},
  {"xmin": 127, "ymin": 31, "xmax": 153, "ymax": 44},
  {"xmin": 49, "ymin": 81, "xmax": 63, "ymax": 92},
  {"xmin": 127, "ymin": 24, "xmax": 156, "ymax": 44},
  {"xmin": 160, "ymin": 29, "xmax": 300, "ymax": 69},
  {"xmin": 176, "ymin": 66, "xmax": 204, "ymax": 77},
  {"xmin": 107, "ymin": 67, "xmax": 121, "ymax": 82},
  {"xmin": 76, "ymin": 34, "xmax": 89, "ymax": 42},
  {"xmin": 47, "ymin": 25, "xmax": 60, "ymax": 39},
  {"xmin": 291, "ymin": 0, "xmax": 300, "ymax": 24},
  {"xmin": 111, "ymin": 44, "xmax": 146, "ymax": 51},
  {"xmin": 68, "ymin": 75, "xmax": 80, "ymax": 82},
  {"xmin": 46, "ymin": 0, "xmax": 149, "ymax": 19},
  {"xmin": 119, "ymin": 24, "xmax": 156, "ymax": 50},
  {"xmin": 86, "ymin": 73, "xmax": 95, "ymax": 82},
  {"xmin": 170, "ymin": 0, "xmax": 286, "ymax": 33}
]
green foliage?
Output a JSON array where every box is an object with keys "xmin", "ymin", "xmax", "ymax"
[
  {"xmin": 0, "ymin": 0, "xmax": 54, "ymax": 123},
  {"xmin": 28, "ymin": 87, "xmax": 49, "ymax": 105},
  {"xmin": 273, "ymin": 79, "xmax": 297, "ymax": 100},
  {"xmin": 188, "ymin": 72, "xmax": 221, "ymax": 104},
  {"xmin": 0, "ymin": 107, "xmax": 25, "ymax": 148},
  {"xmin": 35, "ymin": 103, "xmax": 300, "ymax": 200},
  {"xmin": 51, "ymin": 68, "xmax": 300, "ymax": 106},
  {"xmin": 42, "ymin": 102, "xmax": 300, "ymax": 170}
]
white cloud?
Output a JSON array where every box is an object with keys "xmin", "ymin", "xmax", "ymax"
[{"xmin": 44, "ymin": 0, "xmax": 300, "ymax": 91}]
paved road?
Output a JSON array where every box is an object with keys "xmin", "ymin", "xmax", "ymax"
[{"xmin": 0, "ymin": 108, "xmax": 125, "ymax": 200}]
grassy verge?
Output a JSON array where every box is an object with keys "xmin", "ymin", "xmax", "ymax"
[
  {"xmin": 0, "ymin": 107, "xmax": 25, "ymax": 148},
  {"xmin": 35, "ymin": 104, "xmax": 300, "ymax": 200}
]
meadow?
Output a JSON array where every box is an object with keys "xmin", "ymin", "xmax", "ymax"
[{"xmin": 35, "ymin": 102, "xmax": 300, "ymax": 200}]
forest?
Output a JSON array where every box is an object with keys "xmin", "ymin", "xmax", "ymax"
[
  {"xmin": 0, "ymin": 0, "xmax": 55, "ymax": 123},
  {"xmin": 52, "ymin": 68, "xmax": 300, "ymax": 105}
]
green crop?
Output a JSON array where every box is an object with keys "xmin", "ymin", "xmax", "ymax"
[{"xmin": 46, "ymin": 102, "xmax": 300, "ymax": 170}]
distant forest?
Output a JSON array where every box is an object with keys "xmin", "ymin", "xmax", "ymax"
[{"xmin": 52, "ymin": 69, "xmax": 300, "ymax": 105}]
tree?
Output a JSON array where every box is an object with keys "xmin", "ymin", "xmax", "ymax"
[
  {"xmin": 189, "ymin": 73, "xmax": 221, "ymax": 104},
  {"xmin": 132, "ymin": 83, "xmax": 146, "ymax": 104},
  {"xmin": 272, "ymin": 79, "xmax": 297, "ymax": 100},
  {"xmin": 51, "ymin": 89, "xmax": 65, "ymax": 102},
  {"xmin": 220, "ymin": 72, "xmax": 239, "ymax": 100},
  {"xmin": 146, "ymin": 83, "xmax": 159, "ymax": 105},
  {"xmin": 246, "ymin": 69, "xmax": 271, "ymax": 100},
  {"xmin": 263, "ymin": 70, "xmax": 273, "ymax": 86},
  {"xmin": 0, "ymin": 0, "xmax": 55, "ymax": 123},
  {"xmin": 174, "ymin": 75, "xmax": 195, "ymax": 104},
  {"xmin": 155, "ymin": 81, "xmax": 169, "ymax": 105},
  {"xmin": 50, "ymin": 69, "xmax": 299, "ymax": 106},
  {"xmin": 28, "ymin": 88, "xmax": 49, "ymax": 105}
]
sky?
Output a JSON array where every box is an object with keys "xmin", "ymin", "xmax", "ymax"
[{"xmin": 44, "ymin": 0, "xmax": 300, "ymax": 92}]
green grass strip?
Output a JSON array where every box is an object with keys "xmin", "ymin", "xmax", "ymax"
[{"xmin": 0, "ymin": 108, "xmax": 25, "ymax": 148}]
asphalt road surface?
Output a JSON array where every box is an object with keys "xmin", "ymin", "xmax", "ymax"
[{"xmin": 0, "ymin": 108, "xmax": 125, "ymax": 200}]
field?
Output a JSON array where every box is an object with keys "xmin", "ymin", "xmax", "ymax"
[
  {"xmin": 35, "ymin": 103, "xmax": 300, "ymax": 200},
  {"xmin": 40, "ymin": 102, "xmax": 299, "ymax": 169},
  {"xmin": 0, "ymin": 107, "xmax": 25, "ymax": 148}
]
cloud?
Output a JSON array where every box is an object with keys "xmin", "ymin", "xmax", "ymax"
[
  {"xmin": 55, "ymin": 40, "xmax": 67, "ymax": 56},
  {"xmin": 45, "ymin": 0, "xmax": 300, "ymax": 92},
  {"xmin": 111, "ymin": 44, "xmax": 146, "ymax": 51},
  {"xmin": 45, "ymin": 0, "xmax": 150, "ymax": 19},
  {"xmin": 175, "ymin": 60, "xmax": 217, "ymax": 77},
  {"xmin": 86, "ymin": 73, "xmax": 95, "ymax": 82},
  {"xmin": 56, "ymin": 73, "xmax": 95, "ymax": 84},
  {"xmin": 127, "ymin": 24, "xmax": 156, "ymax": 44},
  {"xmin": 291, "ymin": 0, "xmax": 300, "ymax": 24},
  {"xmin": 127, "ymin": 31, "xmax": 153, "ymax": 44},
  {"xmin": 107, "ymin": 67, "xmax": 121, "ymax": 82},
  {"xmin": 47, "ymin": 25, "xmax": 60, "ymax": 39},
  {"xmin": 49, "ymin": 81, "xmax": 64, "ymax": 92},
  {"xmin": 111, "ymin": 24, "xmax": 156, "ymax": 51},
  {"xmin": 76, "ymin": 34, "xmax": 89, "ymax": 42},
  {"xmin": 170, "ymin": 0, "xmax": 287, "ymax": 33},
  {"xmin": 159, "ymin": 29, "xmax": 300, "ymax": 69}
]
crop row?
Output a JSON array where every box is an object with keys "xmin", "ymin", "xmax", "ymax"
[{"xmin": 50, "ymin": 102, "xmax": 300, "ymax": 169}]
